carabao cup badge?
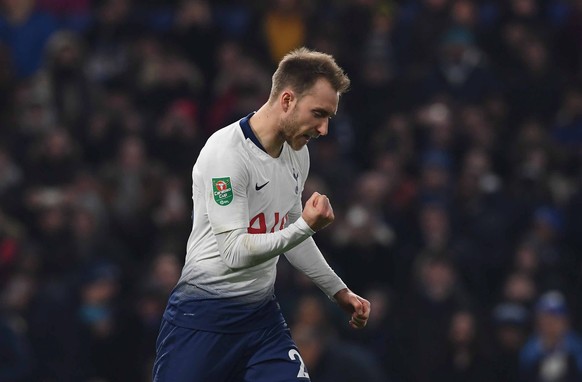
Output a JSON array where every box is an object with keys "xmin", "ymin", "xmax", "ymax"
[{"xmin": 212, "ymin": 177, "xmax": 233, "ymax": 206}]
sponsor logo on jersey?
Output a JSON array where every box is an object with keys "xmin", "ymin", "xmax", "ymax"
[{"xmin": 212, "ymin": 177, "xmax": 233, "ymax": 205}]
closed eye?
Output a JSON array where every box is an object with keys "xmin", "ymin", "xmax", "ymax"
[{"xmin": 312, "ymin": 109, "xmax": 334, "ymax": 119}]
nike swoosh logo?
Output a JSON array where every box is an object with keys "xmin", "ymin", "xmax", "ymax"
[{"xmin": 255, "ymin": 181, "xmax": 269, "ymax": 191}]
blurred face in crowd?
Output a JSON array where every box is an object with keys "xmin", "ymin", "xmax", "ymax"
[
  {"xmin": 419, "ymin": 258, "xmax": 455, "ymax": 301},
  {"xmin": 521, "ymin": 39, "xmax": 548, "ymax": 74},
  {"xmin": 274, "ymin": 0, "xmax": 301, "ymax": 12},
  {"xmin": 365, "ymin": 288, "xmax": 390, "ymax": 327},
  {"xmin": 56, "ymin": 44, "xmax": 80, "ymax": 69},
  {"xmin": 39, "ymin": 206, "xmax": 67, "ymax": 235},
  {"xmin": 45, "ymin": 129, "xmax": 71, "ymax": 159},
  {"xmin": 280, "ymin": 78, "xmax": 338, "ymax": 151},
  {"xmin": 514, "ymin": 243, "xmax": 539, "ymax": 274},
  {"xmin": 82, "ymin": 276, "xmax": 118, "ymax": 305},
  {"xmin": 511, "ymin": 0, "xmax": 538, "ymax": 17},
  {"xmin": 356, "ymin": 171, "xmax": 390, "ymax": 207},
  {"xmin": 294, "ymin": 295, "xmax": 326, "ymax": 327},
  {"xmin": 419, "ymin": 204, "xmax": 449, "ymax": 244},
  {"xmin": 292, "ymin": 324, "xmax": 325, "ymax": 370},
  {"xmin": 72, "ymin": 208, "xmax": 97, "ymax": 239},
  {"xmin": 424, "ymin": 0, "xmax": 448, "ymax": 11},
  {"xmin": 421, "ymin": 165, "xmax": 450, "ymax": 191},
  {"xmin": 537, "ymin": 312, "xmax": 569, "ymax": 348},
  {"xmin": 563, "ymin": 89, "xmax": 582, "ymax": 116},
  {"xmin": 503, "ymin": 272, "xmax": 536, "ymax": 304},
  {"xmin": 176, "ymin": 0, "xmax": 211, "ymax": 28},
  {"xmin": 503, "ymin": 23, "xmax": 529, "ymax": 50},
  {"xmin": 152, "ymin": 253, "xmax": 181, "ymax": 294},
  {"xmin": 496, "ymin": 324, "xmax": 527, "ymax": 352},
  {"xmin": 119, "ymin": 135, "xmax": 146, "ymax": 169},
  {"xmin": 2, "ymin": 0, "xmax": 35, "ymax": 19},
  {"xmin": 100, "ymin": 0, "xmax": 130, "ymax": 24},
  {"xmin": 449, "ymin": 311, "xmax": 476, "ymax": 346},
  {"xmin": 1, "ymin": 273, "xmax": 37, "ymax": 312},
  {"xmin": 452, "ymin": 0, "xmax": 476, "ymax": 27}
]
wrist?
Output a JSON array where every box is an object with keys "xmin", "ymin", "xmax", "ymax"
[
  {"xmin": 295, "ymin": 216, "xmax": 315, "ymax": 235},
  {"xmin": 333, "ymin": 287, "xmax": 349, "ymax": 301}
]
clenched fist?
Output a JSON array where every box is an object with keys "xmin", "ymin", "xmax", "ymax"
[
  {"xmin": 302, "ymin": 192, "xmax": 334, "ymax": 231},
  {"xmin": 334, "ymin": 288, "xmax": 371, "ymax": 329}
]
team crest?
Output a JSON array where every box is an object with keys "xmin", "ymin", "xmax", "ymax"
[{"xmin": 212, "ymin": 177, "xmax": 233, "ymax": 206}]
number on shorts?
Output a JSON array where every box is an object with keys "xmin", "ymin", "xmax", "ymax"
[{"xmin": 288, "ymin": 349, "xmax": 309, "ymax": 379}]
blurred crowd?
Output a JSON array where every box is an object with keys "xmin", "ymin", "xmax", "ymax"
[{"xmin": 1, "ymin": 0, "xmax": 582, "ymax": 381}]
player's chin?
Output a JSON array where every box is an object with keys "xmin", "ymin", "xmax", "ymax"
[{"xmin": 290, "ymin": 136, "xmax": 309, "ymax": 150}]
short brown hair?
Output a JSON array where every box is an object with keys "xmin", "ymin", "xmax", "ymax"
[{"xmin": 269, "ymin": 47, "xmax": 350, "ymax": 102}]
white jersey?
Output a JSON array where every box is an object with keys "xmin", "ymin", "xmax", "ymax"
[{"xmin": 179, "ymin": 115, "xmax": 309, "ymax": 302}]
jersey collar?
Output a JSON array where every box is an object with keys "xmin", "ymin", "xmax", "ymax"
[{"xmin": 240, "ymin": 112, "xmax": 267, "ymax": 154}]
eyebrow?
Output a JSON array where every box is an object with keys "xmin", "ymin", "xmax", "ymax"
[{"xmin": 313, "ymin": 108, "xmax": 336, "ymax": 118}]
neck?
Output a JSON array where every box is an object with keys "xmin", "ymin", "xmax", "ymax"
[{"xmin": 248, "ymin": 103, "xmax": 285, "ymax": 158}]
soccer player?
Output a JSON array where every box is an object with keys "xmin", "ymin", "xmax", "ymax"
[{"xmin": 153, "ymin": 47, "xmax": 371, "ymax": 382}]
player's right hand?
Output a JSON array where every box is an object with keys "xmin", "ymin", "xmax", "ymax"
[{"xmin": 302, "ymin": 192, "xmax": 334, "ymax": 231}]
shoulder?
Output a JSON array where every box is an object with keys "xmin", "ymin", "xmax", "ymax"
[
  {"xmin": 200, "ymin": 121, "xmax": 247, "ymax": 162},
  {"xmin": 206, "ymin": 121, "xmax": 241, "ymax": 147},
  {"xmin": 196, "ymin": 121, "xmax": 250, "ymax": 180}
]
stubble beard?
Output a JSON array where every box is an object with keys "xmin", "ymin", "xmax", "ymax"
[{"xmin": 280, "ymin": 110, "xmax": 303, "ymax": 151}]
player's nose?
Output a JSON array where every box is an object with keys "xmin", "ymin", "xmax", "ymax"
[{"xmin": 316, "ymin": 120, "xmax": 329, "ymax": 137}]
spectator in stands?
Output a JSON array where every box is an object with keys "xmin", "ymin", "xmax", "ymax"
[
  {"xmin": 491, "ymin": 302, "xmax": 530, "ymax": 382},
  {"xmin": 400, "ymin": 253, "xmax": 471, "ymax": 382},
  {"xmin": 520, "ymin": 290, "xmax": 582, "ymax": 382},
  {"xmin": 293, "ymin": 323, "xmax": 387, "ymax": 382},
  {"xmin": 435, "ymin": 309, "xmax": 494, "ymax": 381},
  {"xmin": 0, "ymin": 0, "xmax": 58, "ymax": 78}
]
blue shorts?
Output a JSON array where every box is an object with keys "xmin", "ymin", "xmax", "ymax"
[{"xmin": 153, "ymin": 318, "xmax": 311, "ymax": 382}]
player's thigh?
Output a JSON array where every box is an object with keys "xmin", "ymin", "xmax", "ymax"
[
  {"xmin": 243, "ymin": 324, "xmax": 310, "ymax": 382},
  {"xmin": 153, "ymin": 319, "xmax": 244, "ymax": 382}
]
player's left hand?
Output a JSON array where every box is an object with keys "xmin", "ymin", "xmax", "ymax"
[{"xmin": 333, "ymin": 288, "xmax": 371, "ymax": 329}]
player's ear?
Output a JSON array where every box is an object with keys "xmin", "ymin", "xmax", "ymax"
[{"xmin": 280, "ymin": 90, "xmax": 294, "ymax": 112}]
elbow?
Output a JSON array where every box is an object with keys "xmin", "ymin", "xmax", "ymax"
[
  {"xmin": 216, "ymin": 231, "xmax": 248, "ymax": 269},
  {"xmin": 217, "ymin": 231, "xmax": 272, "ymax": 269},
  {"xmin": 220, "ymin": 252, "xmax": 247, "ymax": 270},
  {"xmin": 221, "ymin": 235, "xmax": 261, "ymax": 269},
  {"xmin": 220, "ymin": 239, "xmax": 252, "ymax": 270}
]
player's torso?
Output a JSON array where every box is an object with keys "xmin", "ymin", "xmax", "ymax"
[
  {"xmin": 186, "ymin": 122, "xmax": 306, "ymax": 265},
  {"xmin": 245, "ymin": 144, "xmax": 303, "ymax": 235}
]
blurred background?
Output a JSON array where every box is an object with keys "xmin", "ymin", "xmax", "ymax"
[{"xmin": 1, "ymin": 0, "xmax": 582, "ymax": 381}]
